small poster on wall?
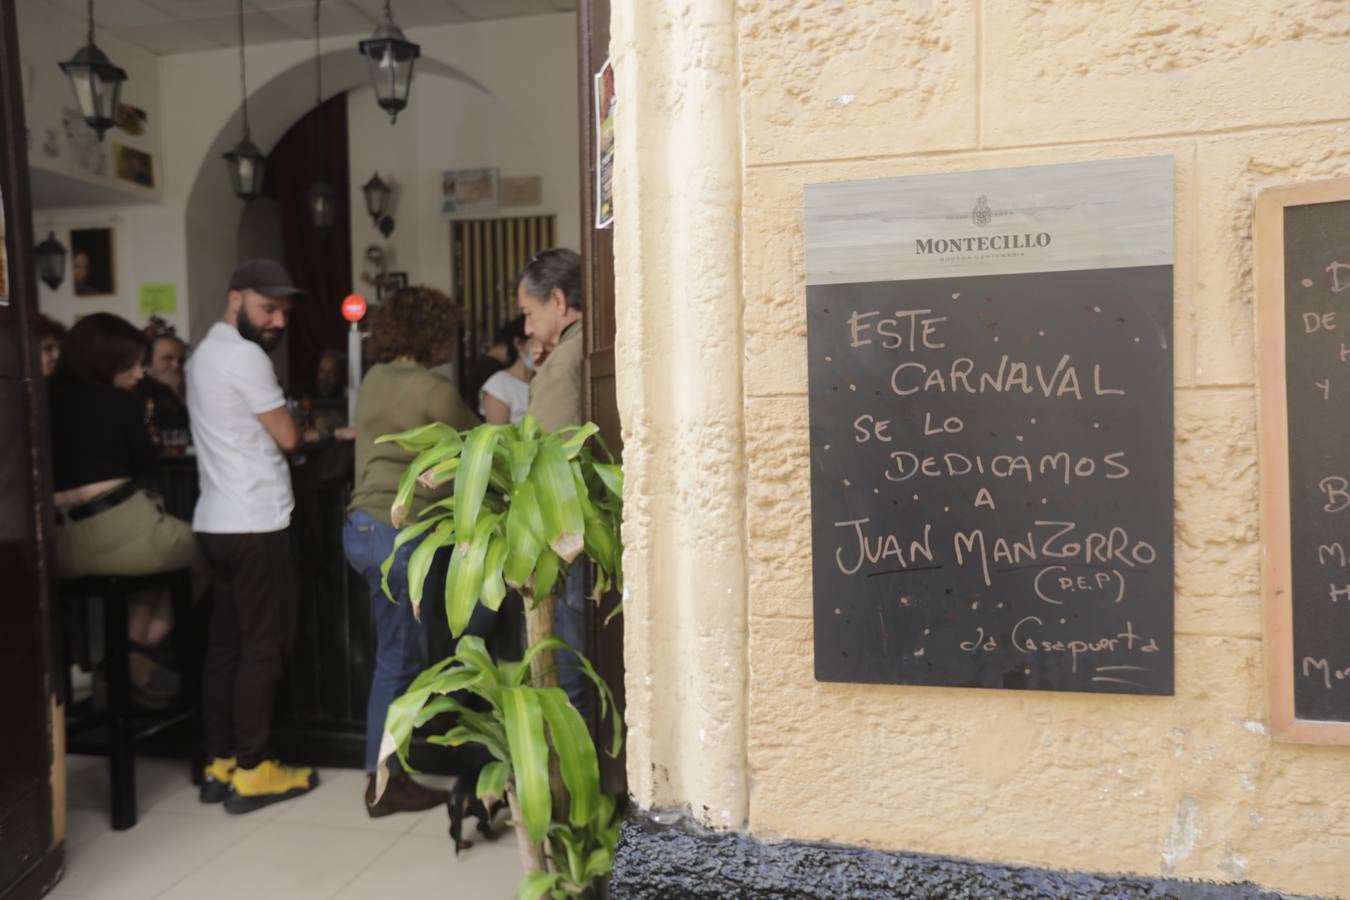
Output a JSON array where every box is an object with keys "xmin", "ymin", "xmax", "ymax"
[
  {"xmin": 594, "ymin": 57, "xmax": 615, "ymax": 229},
  {"xmin": 70, "ymin": 227, "xmax": 116, "ymax": 297},
  {"xmin": 0, "ymin": 184, "xmax": 8, "ymax": 307},
  {"xmin": 442, "ymin": 168, "xmax": 498, "ymax": 215}
]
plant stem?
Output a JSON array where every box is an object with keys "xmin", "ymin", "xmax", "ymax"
[
  {"xmin": 524, "ymin": 590, "xmax": 559, "ymax": 689},
  {"xmin": 507, "ymin": 785, "xmax": 548, "ymax": 874}
]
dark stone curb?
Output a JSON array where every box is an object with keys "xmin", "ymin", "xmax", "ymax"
[{"xmin": 610, "ymin": 809, "xmax": 1323, "ymax": 900}]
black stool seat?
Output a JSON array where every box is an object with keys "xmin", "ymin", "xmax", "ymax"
[{"xmin": 60, "ymin": 569, "xmax": 193, "ymax": 830}]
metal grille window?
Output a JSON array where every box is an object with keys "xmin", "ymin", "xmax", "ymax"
[{"xmin": 452, "ymin": 215, "xmax": 557, "ymax": 379}]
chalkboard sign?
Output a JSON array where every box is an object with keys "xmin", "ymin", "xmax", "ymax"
[
  {"xmin": 805, "ymin": 156, "xmax": 1175, "ymax": 695},
  {"xmin": 1256, "ymin": 178, "xmax": 1350, "ymax": 744}
]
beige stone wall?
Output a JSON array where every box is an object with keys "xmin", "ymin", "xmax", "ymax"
[{"xmin": 614, "ymin": 0, "xmax": 1350, "ymax": 894}]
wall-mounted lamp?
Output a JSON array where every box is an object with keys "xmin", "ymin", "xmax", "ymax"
[
  {"xmin": 35, "ymin": 231, "xmax": 68, "ymax": 289},
  {"xmin": 362, "ymin": 173, "xmax": 395, "ymax": 237},
  {"xmin": 59, "ymin": 0, "xmax": 128, "ymax": 141}
]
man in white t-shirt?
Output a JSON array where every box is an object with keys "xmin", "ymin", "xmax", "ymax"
[{"xmin": 187, "ymin": 258, "xmax": 318, "ymax": 813}]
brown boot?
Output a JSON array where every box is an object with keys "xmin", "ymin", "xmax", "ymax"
[{"xmin": 365, "ymin": 771, "xmax": 450, "ymax": 818}]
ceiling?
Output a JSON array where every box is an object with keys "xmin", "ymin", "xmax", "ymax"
[{"xmin": 46, "ymin": 0, "xmax": 577, "ymax": 55}]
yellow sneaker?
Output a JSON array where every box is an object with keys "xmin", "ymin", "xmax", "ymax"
[
  {"xmin": 224, "ymin": 760, "xmax": 319, "ymax": 814},
  {"xmin": 200, "ymin": 757, "xmax": 237, "ymax": 804}
]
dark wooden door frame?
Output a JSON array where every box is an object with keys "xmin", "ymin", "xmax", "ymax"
[
  {"xmin": 576, "ymin": 0, "xmax": 626, "ymax": 794},
  {"xmin": 0, "ymin": 0, "xmax": 66, "ymax": 895}
]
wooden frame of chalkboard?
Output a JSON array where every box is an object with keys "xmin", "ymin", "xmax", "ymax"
[{"xmin": 1255, "ymin": 177, "xmax": 1350, "ymax": 745}]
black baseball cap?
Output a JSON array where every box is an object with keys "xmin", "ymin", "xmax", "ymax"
[{"xmin": 228, "ymin": 258, "xmax": 303, "ymax": 300}]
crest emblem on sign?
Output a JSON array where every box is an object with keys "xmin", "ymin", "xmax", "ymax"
[{"xmin": 972, "ymin": 195, "xmax": 992, "ymax": 227}]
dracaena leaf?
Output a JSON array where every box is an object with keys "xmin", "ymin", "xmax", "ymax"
[
  {"xmin": 504, "ymin": 482, "xmax": 546, "ymax": 588},
  {"xmin": 529, "ymin": 438, "xmax": 585, "ymax": 562},
  {"xmin": 453, "ymin": 426, "xmax": 505, "ymax": 545},
  {"xmin": 501, "ymin": 687, "xmax": 550, "ymax": 845},
  {"xmin": 445, "ymin": 513, "xmax": 502, "ymax": 637},
  {"xmin": 407, "ymin": 520, "xmax": 455, "ymax": 620},
  {"xmin": 537, "ymin": 687, "xmax": 600, "ymax": 826}
]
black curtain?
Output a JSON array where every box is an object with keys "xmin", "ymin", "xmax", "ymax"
[{"xmin": 266, "ymin": 92, "xmax": 352, "ymax": 389}]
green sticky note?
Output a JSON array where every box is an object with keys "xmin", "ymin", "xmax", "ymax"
[{"xmin": 139, "ymin": 283, "xmax": 176, "ymax": 315}]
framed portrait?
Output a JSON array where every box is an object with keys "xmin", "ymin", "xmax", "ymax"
[
  {"xmin": 377, "ymin": 271, "xmax": 408, "ymax": 303},
  {"xmin": 70, "ymin": 227, "xmax": 116, "ymax": 296},
  {"xmin": 113, "ymin": 144, "xmax": 155, "ymax": 188},
  {"xmin": 442, "ymin": 168, "xmax": 498, "ymax": 215}
]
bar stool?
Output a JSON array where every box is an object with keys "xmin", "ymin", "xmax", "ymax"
[{"xmin": 60, "ymin": 569, "xmax": 194, "ymax": 830}]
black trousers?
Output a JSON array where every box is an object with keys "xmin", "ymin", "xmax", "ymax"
[{"xmin": 199, "ymin": 528, "xmax": 298, "ymax": 769}]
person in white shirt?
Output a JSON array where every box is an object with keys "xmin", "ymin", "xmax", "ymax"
[
  {"xmin": 477, "ymin": 315, "xmax": 533, "ymax": 425},
  {"xmin": 187, "ymin": 258, "xmax": 318, "ymax": 813}
]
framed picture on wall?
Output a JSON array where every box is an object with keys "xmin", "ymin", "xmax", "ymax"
[
  {"xmin": 377, "ymin": 271, "xmax": 407, "ymax": 303},
  {"xmin": 70, "ymin": 227, "xmax": 116, "ymax": 297},
  {"xmin": 113, "ymin": 144, "xmax": 155, "ymax": 188},
  {"xmin": 442, "ymin": 168, "xmax": 498, "ymax": 215}
]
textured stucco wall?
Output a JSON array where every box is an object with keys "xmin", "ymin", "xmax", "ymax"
[{"xmin": 613, "ymin": 1, "xmax": 1350, "ymax": 896}]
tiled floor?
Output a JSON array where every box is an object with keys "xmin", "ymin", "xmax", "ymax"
[{"xmin": 48, "ymin": 755, "xmax": 524, "ymax": 900}]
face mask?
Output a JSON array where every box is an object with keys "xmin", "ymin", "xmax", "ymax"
[{"xmin": 521, "ymin": 350, "xmax": 536, "ymax": 372}]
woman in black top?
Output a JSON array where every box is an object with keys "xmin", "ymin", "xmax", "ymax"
[{"xmin": 50, "ymin": 313, "xmax": 197, "ymax": 706}]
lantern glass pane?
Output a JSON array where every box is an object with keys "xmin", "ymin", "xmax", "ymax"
[
  {"xmin": 93, "ymin": 73, "xmax": 123, "ymax": 121},
  {"xmin": 67, "ymin": 65, "xmax": 95, "ymax": 118}
]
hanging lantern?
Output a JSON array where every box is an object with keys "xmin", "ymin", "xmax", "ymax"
[
  {"xmin": 35, "ymin": 231, "xmax": 68, "ymax": 290},
  {"xmin": 306, "ymin": 0, "xmax": 334, "ymax": 230},
  {"xmin": 224, "ymin": 137, "xmax": 266, "ymax": 200},
  {"xmin": 358, "ymin": 1, "xmax": 420, "ymax": 124},
  {"xmin": 223, "ymin": 0, "xmax": 265, "ymax": 200},
  {"xmin": 59, "ymin": 0, "xmax": 128, "ymax": 142},
  {"xmin": 308, "ymin": 181, "xmax": 337, "ymax": 229}
]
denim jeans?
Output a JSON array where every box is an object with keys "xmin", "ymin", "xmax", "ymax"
[
  {"xmin": 344, "ymin": 509, "xmax": 500, "ymax": 772},
  {"xmin": 556, "ymin": 562, "xmax": 588, "ymax": 715},
  {"xmin": 344, "ymin": 510, "xmax": 429, "ymax": 773}
]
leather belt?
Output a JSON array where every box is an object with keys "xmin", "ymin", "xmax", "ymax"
[{"xmin": 63, "ymin": 481, "xmax": 139, "ymax": 523}]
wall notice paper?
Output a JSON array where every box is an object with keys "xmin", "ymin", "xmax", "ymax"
[
  {"xmin": 139, "ymin": 283, "xmax": 176, "ymax": 316},
  {"xmin": 804, "ymin": 156, "xmax": 1175, "ymax": 695},
  {"xmin": 0, "ymin": 184, "xmax": 8, "ymax": 306},
  {"xmin": 593, "ymin": 57, "xmax": 615, "ymax": 229}
]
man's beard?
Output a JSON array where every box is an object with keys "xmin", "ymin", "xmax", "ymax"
[{"xmin": 238, "ymin": 314, "xmax": 285, "ymax": 352}]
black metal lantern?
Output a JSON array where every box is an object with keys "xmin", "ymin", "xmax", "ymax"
[
  {"xmin": 308, "ymin": 181, "xmax": 337, "ymax": 229},
  {"xmin": 35, "ymin": 231, "xmax": 67, "ymax": 290},
  {"xmin": 59, "ymin": 0, "xmax": 128, "ymax": 142},
  {"xmin": 224, "ymin": 138, "xmax": 266, "ymax": 200},
  {"xmin": 306, "ymin": 0, "xmax": 335, "ymax": 230},
  {"xmin": 223, "ymin": 0, "xmax": 265, "ymax": 200},
  {"xmin": 358, "ymin": 1, "xmax": 420, "ymax": 124},
  {"xmin": 361, "ymin": 173, "xmax": 395, "ymax": 236},
  {"xmin": 362, "ymin": 173, "xmax": 389, "ymax": 221}
]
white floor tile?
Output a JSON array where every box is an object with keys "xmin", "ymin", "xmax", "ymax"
[
  {"xmin": 58, "ymin": 810, "xmax": 259, "ymax": 900},
  {"xmin": 67, "ymin": 756, "xmax": 193, "ymax": 815},
  {"xmin": 63, "ymin": 807, "xmax": 112, "ymax": 850},
  {"xmin": 333, "ymin": 833, "xmax": 525, "ymax": 900},
  {"xmin": 155, "ymin": 822, "xmax": 400, "ymax": 900},
  {"xmin": 268, "ymin": 768, "xmax": 422, "ymax": 834}
]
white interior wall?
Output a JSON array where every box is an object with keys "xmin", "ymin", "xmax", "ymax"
[
  {"xmin": 19, "ymin": 11, "xmax": 579, "ymax": 343},
  {"xmin": 32, "ymin": 205, "xmax": 190, "ymax": 336}
]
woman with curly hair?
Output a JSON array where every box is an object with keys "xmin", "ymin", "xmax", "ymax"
[{"xmin": 343, "ymin": 286, "xmax": 480, "ymax": 816}]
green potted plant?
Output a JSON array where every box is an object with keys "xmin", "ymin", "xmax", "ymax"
[{"xmin": 372, "ymin": 417, "xmax": 624, "ymax": 899}]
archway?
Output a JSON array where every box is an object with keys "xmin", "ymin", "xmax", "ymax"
[{"xmin": 181, "ymin": 50, "xmax": 493, "ymax": 343}]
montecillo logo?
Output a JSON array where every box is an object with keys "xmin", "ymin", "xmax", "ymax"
[
  {"xmin": 972, "ymin": 195, "xmax": 992, "ymax": 227},
  {"xmin": 915, "ymin": 194, "xmax": 1052, "ymax": 256}
]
